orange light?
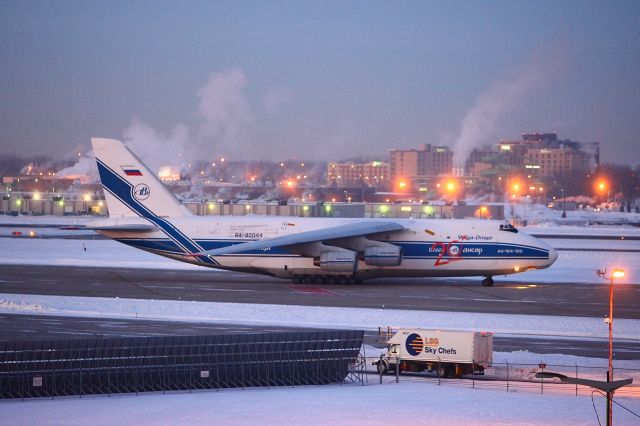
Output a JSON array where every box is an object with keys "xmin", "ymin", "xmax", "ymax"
[
  {"xmin": 596, "ymin": 180, "xmax": 608, "ymax": 193},
  {"xmin": 446, "ymin": 181, "xmax": 455, "ymax": 192},
  {"xmin": 513, "ymin": 183, "xmax": 520, "ymax": 192},
  {"xmin": 612, "ymin": 269, "xmax": 625, "ymax": 279},
  {"xmin": 476, "ymin": 206, "xmax": 489, "ymax": 219}
]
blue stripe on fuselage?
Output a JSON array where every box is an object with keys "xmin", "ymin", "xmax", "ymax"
[{"xmin": 115, "ymin": 238, "xmax": 549, "ymax": 260}]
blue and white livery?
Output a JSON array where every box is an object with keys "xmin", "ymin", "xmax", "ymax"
[{"xmin": 86, "ymin": 138, "xmax": 558, "ymax": 286}]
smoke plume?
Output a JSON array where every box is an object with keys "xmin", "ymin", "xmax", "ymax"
[
  {"xmin": 451, "ymin": 44, "xmax": 567, "ymax": 168},
  {"xmin": 123, "ymin": 120, "xmax": 190, "ymax": 175},
  {"xmin": 196, "ymin": 68, "xmax": 255, "ymax": 158},
  {"xmin": 56, "ymin": 156, "xmax": 98, "ymax": 183}
]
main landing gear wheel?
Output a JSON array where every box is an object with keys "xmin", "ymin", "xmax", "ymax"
[
  {"xmin": 290, "ymin": 275, "xmax": 363, "ymax": 285},
  {"xmin": 482, "ymin": 276, "xmax": 494, "ymax": 287}
]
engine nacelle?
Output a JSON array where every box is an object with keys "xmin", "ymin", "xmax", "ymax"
[
  {"xmin": 364, "ymin": 245, "xmax": 402, "ymax": 267},
  {"xmin": 316, "ymin": 251, "xmax": 358, "ymax": 272}
]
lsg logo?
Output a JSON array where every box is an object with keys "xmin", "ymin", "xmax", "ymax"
[{"xmin": 133, "ymin": 183, "xmax": 150, "ymax": 200}]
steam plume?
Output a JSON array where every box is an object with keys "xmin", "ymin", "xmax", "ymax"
[{"xmin": 451, "ymin": 44, "xmax": 567, "ymax": 168}]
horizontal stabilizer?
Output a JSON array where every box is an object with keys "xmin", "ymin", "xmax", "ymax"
[
  {"xmin": 61, "ymin": 223, "xmax": 158, "ymax": 232},
  {"xmin": 197, "ymin": 221, "xmax": 405, "ymax": 256}
]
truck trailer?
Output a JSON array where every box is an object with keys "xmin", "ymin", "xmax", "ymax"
[{"xmin": 375, "ymin": 328, "xmax": 493, "ymax": 378}]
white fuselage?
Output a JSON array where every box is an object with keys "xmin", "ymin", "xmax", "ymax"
[{"xmin": 97, "ymin": 216, "xmax": 557, "ymax": 280}]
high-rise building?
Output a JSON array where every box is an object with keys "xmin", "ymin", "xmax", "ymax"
[{"xmin": 389, "ymin": 144, "xmax": 452, "ymax": 188}]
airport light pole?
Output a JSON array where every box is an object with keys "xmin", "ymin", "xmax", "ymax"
[
  {"xmin": 596, "ymin": 267, "xmax": 625, "ymax": 426},
  {"xmin": 535, "ymin": 371, "xmax": 632, "ymax": 426},
  {"xmin": 561, "ymin": 188, "xmax": 566, "ymax": 219}
]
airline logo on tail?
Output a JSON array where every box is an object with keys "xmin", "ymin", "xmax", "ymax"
[{"xmin": 133, "ymin": 184, "xmax": 150, "ymax": 200}]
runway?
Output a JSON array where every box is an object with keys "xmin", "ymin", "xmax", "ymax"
[
  {"xmin": 1, "ymin": 264, "xmax": 639, "ymax": 318},
  {"xmin": 2, "ymin": 264, "xmax": 639, "ymax": 360},
  {"xmin": 3, "ymin": 313, "xmax": 639, "ymax": 359}
]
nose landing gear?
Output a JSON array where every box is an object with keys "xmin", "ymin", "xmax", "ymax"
[{"xmin": 482, "ymin": 276, "xmax": 494, "ymax": 287}]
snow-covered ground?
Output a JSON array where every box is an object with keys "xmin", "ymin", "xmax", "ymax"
[
  {"xmin": 3, "ymin": 379, "xmax": 640, "ymax": 426},
  {"xmin": 508, "ymin": 200, "xmax": 640, "ymax": 225},
  {"xmin": 0, "ymin": 238, "xmax": 204, "ymax": 271}
]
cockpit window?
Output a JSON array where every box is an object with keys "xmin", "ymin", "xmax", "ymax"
[{"xmin": 499, "ymin": 224, "xmax": 518, "ymax": 233}]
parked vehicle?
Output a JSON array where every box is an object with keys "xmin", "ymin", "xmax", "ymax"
[{"xmin": 374, "ymin": 328, "xmax": 493, "ymax": 378}]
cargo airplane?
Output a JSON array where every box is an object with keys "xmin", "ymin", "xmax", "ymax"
[{"xmin": 84, "ymin": 138, "xmax": 557, "ymax": 286}]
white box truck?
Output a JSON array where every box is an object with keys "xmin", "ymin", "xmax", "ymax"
[{"xmin": 374, "ymin": 328, "xmax": 493, "ymax": 378}]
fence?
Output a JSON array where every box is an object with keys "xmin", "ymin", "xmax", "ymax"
[
  {"xmin": 368, "ymin": 358, "xmax": 640, "ymax": 398},
  {"xmin": 0, "ymin": 330, "xmax": 364, "ymax": 399}
]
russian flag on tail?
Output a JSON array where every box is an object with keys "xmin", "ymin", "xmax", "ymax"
[{"xmin": 121, "ymin": 166, "xmax": 143, "ymax": 176}]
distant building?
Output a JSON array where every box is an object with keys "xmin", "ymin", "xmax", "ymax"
[
  {"xmin": 466, "ymin": 133, "xmax": 600, "ymax": 178},
  {"xmin": 326, "ymin": 161, "xmax": 389, "ymax": 188},
  {"xmin": 389, "ymin": 144, "xmax": 452, "ymax": 189},
  {"xmin": 524, "ymin": 145, "xmax": 594, "ymax": 177}
]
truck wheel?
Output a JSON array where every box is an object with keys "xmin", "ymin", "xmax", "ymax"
[
  {"xmin": 377, "ymin": 361, "xmax": 388, "ymax": 374},
  {"xmin": 447, "ymin": 366, "xmax": 455, "ymax": 378}
]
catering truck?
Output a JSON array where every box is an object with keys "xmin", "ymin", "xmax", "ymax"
[{"xmin": 374, "ymin": 328, "xmax": 493, "ymax": 378}]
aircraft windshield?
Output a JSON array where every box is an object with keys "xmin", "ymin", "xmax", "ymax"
[{"xmin": 499, "ymin": 224, "xmax": 518, "ymax": 233}]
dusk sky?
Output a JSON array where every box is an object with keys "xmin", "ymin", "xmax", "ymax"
[{"xmin": 1, "ymin": 0, "xmax": 639, "ymax": 166}]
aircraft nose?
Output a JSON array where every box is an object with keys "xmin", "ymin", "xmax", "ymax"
[{"xmin": 548, "ymin": 247, "xmax": 558, "ymax": 264}]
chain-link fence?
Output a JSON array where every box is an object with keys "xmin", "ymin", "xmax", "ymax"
[
  {"xmin": 367, "ymin": 357, "xmax": 640, "ymax": 398},
  {"xmin": 0, "ymin": 330, "xmax": 364, "ymax": 399}
]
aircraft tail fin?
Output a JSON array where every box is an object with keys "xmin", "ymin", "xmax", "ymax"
[{"xmin": 91, "ymin": 138, "xmax": 192, "ymax": 218}]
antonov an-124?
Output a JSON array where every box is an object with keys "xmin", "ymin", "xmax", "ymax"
[{"xmin": 84, "ymin": 138, "xmax": 557, "ymax": 286}]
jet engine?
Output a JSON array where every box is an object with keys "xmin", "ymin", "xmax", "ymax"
[
  {"xmin": 364, "ymin": 245, "xmax": 402, "ymax": 267},
  {"xmin": 316, "ymin": 251, "xmax": 358, "ymax": 272}
]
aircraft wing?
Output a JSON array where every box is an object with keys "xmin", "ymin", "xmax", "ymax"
[{"xmin": 197, "ymin": 221, "xmax": 406, "ymax": 256}]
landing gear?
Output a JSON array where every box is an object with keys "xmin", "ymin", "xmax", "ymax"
[
  {"xmin": 482, "ymin": 276, "xmax": 494, "ymax": 287},
  {"xmin": 291, "ymin": 274, "xmax": 362, "ymax": 285}
]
